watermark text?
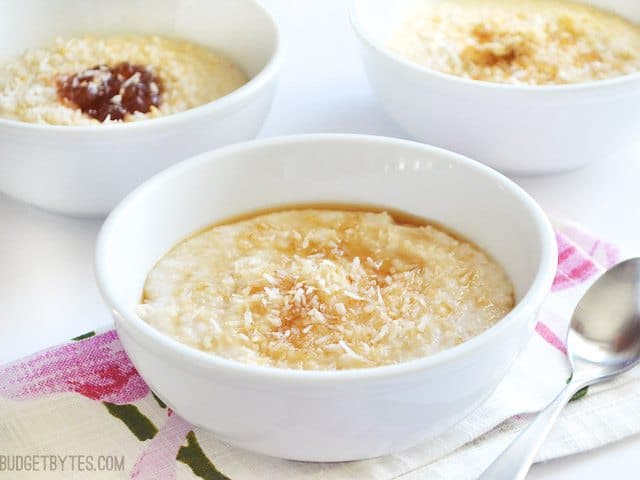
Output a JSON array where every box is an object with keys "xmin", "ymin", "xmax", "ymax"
[{"xmin": 0, "ymin": 455, "xmax": 125, "ymax": 472}]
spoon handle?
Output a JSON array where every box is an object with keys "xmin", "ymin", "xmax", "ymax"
[{"xmin": 478, "ymin": 382, "xmax": 581, "ymax": 480}]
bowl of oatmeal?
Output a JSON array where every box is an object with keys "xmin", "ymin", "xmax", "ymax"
[
  {"xmin": 351, "ymin": 0, "xmax": 640, "ymax": 174},
  {"xmin": 95, "ymin": 134, "xmax": 557, "ymax": 461},
  {"xmin": 0, "ymin": 0, "xmax": 280, "ymax": 215}
]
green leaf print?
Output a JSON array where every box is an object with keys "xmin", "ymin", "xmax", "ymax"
[
  {"xmin": 177, "ymin": 431, "xmax": 231, "ymax": 480},
  {"xmin": 570, "ymin": 386, "xmax": 589, "ymax": 402},
  {"xmin": 566, "ymin": 374, "xmax": 589, "ymax": 402},
  {"xmin": 103, "ymin": 402, "xmax": 158, "ymax": 440},
  {"xmin": 71, "ymin": 331, "xmax": 96, "ymax": 341},
  {"xmin": 152, "ymin": 391, "xmax": 167, "ymax": 409}
]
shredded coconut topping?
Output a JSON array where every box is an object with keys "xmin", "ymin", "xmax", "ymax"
[
  {"xmin": 387, "ymin": 0, "xmax": 640, "ymax": 85},
  {"xmin": 139, "ymin": 209, "xmax": 515, "ymax": 370},
  {"xmin": 0, "ymin": 35, "xmax": 248, "ymax": 125}
]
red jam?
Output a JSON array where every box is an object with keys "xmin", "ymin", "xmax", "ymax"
[{"xmin": 57, "ymin": 62, "xmax": 162, "ymax": 122}]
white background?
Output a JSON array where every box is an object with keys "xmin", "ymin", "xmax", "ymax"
[{"xmin": 1, "ymin": 0, "xmax": 639, "ymax": 477}]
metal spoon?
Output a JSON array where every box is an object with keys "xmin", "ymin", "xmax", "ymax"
[{"xmin": 479, "ymin": 258, "xmax": 640, "ymax": 480}]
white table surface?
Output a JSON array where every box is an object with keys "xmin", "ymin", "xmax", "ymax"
[{"xmin": 1, "ymin": 0, "xmax": 639, "ymax": 477}]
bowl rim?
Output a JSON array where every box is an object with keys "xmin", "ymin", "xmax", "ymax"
[
  {"xmin": 95, "ymin": 133, "xmax": 558, "ymax": 384},
  {"xmin": 349, "ymin": 0, "xmax": 640, "ymax": 92},
  {"xmin": 0, "ymin": 0, "xmax": 282, "ymax": 133}
]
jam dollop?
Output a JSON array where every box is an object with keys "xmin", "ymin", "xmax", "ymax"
[{"xmin": 57, "ymin": 62, "xmax": 162, "ymax": 122}]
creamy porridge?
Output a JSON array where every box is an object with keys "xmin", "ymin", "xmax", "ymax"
[
  {"xmin": 138, "ymin": 208, "xmax": 515, "ymax": 370},
  {"xmin": 387, "ymin": 0, "xmax": 640, "ymax": 85},
  {"xmin": 0, "ymin": 35, "xmax": 248, "ymax": 125}
]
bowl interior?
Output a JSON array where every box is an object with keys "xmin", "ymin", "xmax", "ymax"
[
  {"xmin": 352, "ymin": 0, "xmax": 640, "ymax": 48},
  {"xmin": 0, "ymin": 0, "xmax": 277, "ymax": 77},
  {"xmin": 98, "ymin": 136, "xmax": 554, "ymax": 327}
]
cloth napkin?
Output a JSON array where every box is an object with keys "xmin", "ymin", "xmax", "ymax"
[{"xmin": 1, "ymin": 219, "xmax": 639, "ymax": 480}]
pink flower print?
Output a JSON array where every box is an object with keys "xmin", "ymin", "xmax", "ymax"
[
  {"xmin": 557, "ymin": 224, "xmax": 620, "ymax": 269},
  {"xmin": 535, "ymin": 322, "xmax": 567, "ymax": 355},
  {"xmin": 552, "ymin": 231, "xmax": 599, "ymax": 292},
  {"xmin": 0, "ymin": 330, "xmax": 148, "ymax": 404}
]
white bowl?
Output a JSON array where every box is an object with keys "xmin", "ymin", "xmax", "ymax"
[
  {"xmin": 0, "ymin": 0, "xmax": 280, "ymax": 216},
  {"xmin": 95, "ymin": 134, "xmax": 557, "ymax": 461},
  {"xmin": 351, "ymin": 0, "xmax": 640, "ymax": 175}
]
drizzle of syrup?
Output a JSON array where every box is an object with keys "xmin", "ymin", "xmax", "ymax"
[{"xmin": 57, "ymin": 62, "xmax": 162, "ymax": 122}]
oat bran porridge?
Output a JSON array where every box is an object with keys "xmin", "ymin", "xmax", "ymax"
[
  {"xmin": 387, "ymin": 0, "xmax": 640, "ymax": 85},
  {"xmin": 138, "ymin": 208, "xmax": 515, "ymax": 370},
  {"xmin": 0, "ymin": 35, "xmax": 248, "ymax": 125}
]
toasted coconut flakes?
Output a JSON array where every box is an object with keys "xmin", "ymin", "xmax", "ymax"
[
  {"xmin": 376, "ymin": 286, "xmax": 385, "ymax": 304},
  {"xmin": 325, "ymin": 344, "xmax": 343, "ymax": 354},
  {"xmin": 418, "ymin": 314, "xmax": 431, "ymax": 332},
  {"xmin": 0, "ymin": 35, "xmax": 248, "ymax": 125},
  {"xmin": 309, "ymin": 308, "xmax": 326, "ymax": 323},
  {"xmin": 263, "ymin": 273, "xmax": 277, "ymax": 285},
  {"xmin": 387, "ymin": 0, "xmax": 640, "ymax": 86},
  {"xmin": 264, "ymin": 287, "xmax": 280, "ymax": 300},
  {"xmin": 141, "ymin": 209, "xmax": 514, "ymax": 370},
  {"xmin": 372, "ymin": 324, "xmax": 389, "ymax": 344},
  {"xmin": 294, "ymin": 288, "xmax": 305, "ymax": 305},
  {"xmin": 269, "ymin": 316, "xmax": 282, "ymax": 328},
  {"xmin": 339, "ymin": 340, "xmax": 371, "ymax": 364},
  {"xmin": 344, "ymin": 290, "xmax": 366, "ymax": 301},
  {"xmin": 243, "ymin": 310, "xmax": 253, "ymax": 328}
]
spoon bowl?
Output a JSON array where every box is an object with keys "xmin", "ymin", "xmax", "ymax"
[
  {"xmin": 480, "ymin": 257, "xmax": 640, "ymax": 480},
  {"xmin": 569, "ymin": 258, "xmax": 640, "ymax": 378}
]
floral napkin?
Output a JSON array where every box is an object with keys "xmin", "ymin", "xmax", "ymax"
[{"xmin": 1, "ymin": 219, "xmax": 639, "ymax": 480}]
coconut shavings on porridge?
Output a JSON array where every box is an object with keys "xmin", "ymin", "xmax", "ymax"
[
  {"xmin": 387, "ymin": 0, "xmax": 640, "ymax": 85},
  {"xmin": 0, "ymin": 35, "xmax": 248, "ymax": 125},
  {"xmin": 138, "ymin": 208, "xmax": 515, "ymax": 370}
]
